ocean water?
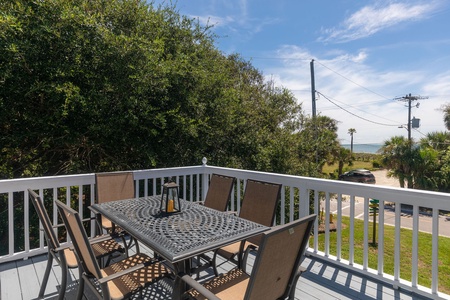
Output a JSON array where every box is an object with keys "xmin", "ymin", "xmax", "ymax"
[{"xmin": 341, "ymin": 144, "xmax": 382, "ymax": 154}]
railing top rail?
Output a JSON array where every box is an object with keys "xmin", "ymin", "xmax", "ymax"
[
  {"xmin": 1, "ymin": 165, "xmax": 449, "ymax": 209},
  {"xmin": 0, "ymin": 173, "xmax": 96, "ymax": 192},
  {"xmin": 202, "ymin": 165, "xmax": 450, "ymax": 208}
]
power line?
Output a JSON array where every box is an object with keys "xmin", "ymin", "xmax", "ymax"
[
  {"xmin": 317, "ymin": 94, "xmax": 401, "ymax": 124},
  {"xmin": 314, "ymin": 60, "xmax": 391, "ymax": 101},
  {"xmin": 317, "ymin": 91, "xmax": 400, "ymax": 127}
]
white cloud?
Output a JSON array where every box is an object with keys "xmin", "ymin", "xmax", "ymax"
[
  {"xmin": 193, "ymin": 15, "xmax": 235, "ymax": 28},
  {"xmin": 264, "ymin": 45, "xmax": 448, "ymax": 143},
  {"xmin": 189, "ymin": 0, "xmax": 279, "ymax": 42},
  {"xmin": 320, "ymin": 1, "xmax": 440, "ymax": 43}
]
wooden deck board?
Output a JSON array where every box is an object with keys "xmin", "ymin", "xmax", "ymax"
[
  {"xmin": 31, "ymin": 254, "xmax": 60, "ymax": 297},
  {"xmin": 16, "ymin": 258, "xmax": 42, "ymax": 300},
  {"xmin": 0, "ymin": 246, "xmax": 433, "ymax": 300},
  {"xmin": 0, "ymin": 261, "xmax": 22, "ymax": 300}
]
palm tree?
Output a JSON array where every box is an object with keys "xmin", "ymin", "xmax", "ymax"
[
  {"xmin": 443, "ymin": 104, "xmax": 450, "ymax": 131},
  {"xmin": 337, "ymin": 147, "xmax": 353, "ymax": 176},
  {"xmin": 419, "ymin": 131, "xmax": 450, "ymax": 151},
  {"xmin": 418, "ymin": 132, "xmax": 450, "ymax": 191},
  {"xmin": 348, "ymin": 128, "xmax": 356, "ymax": 153},
  {"xmin": 380, "ymin": 136, "xmax": 416, "ymax": 188}
]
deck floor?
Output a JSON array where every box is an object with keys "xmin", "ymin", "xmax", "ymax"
[{"xmin": 0, "ymin": 244, "xmax": 431, "ymax": 300}]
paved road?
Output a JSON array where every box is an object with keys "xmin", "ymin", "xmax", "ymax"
[{"xmin": 326, "ymin": 170, "xmax": 450, "ymax": 237}]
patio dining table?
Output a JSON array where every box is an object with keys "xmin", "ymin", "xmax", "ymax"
[{"xmin": 89, "ymin": 195, "xmax": 269, "ymax": 299}]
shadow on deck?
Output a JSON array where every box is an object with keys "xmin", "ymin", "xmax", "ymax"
[{"xmin": 0, "ymin": 246, "xmax": 432, "ymax": 300}]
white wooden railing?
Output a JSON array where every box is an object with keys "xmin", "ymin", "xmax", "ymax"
[{"xmin": 1, "ymin": 162, "xmax": 449, "ymax": 299}]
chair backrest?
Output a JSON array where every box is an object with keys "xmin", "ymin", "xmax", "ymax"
[
  {"xmin": 238, "ymin": 179, "xmax": 281, "ymax": 245},
  {"xmin": 95, "ymin": 172, "xmax": 135, "ymax": 203},
  {"xmin": 244, "ymin": 214, "xmax": 316, "ymax": 300},
  {"xmin": 28, "ymin": 189, "xmax": 60, "ymax": 250},
  {"xmin": 239, "ymin": 179, "xmax": 281, "ymax": 225},
  {"xmin": 55, "ymin": 200, "xmax": 103, "ymax": 280},
  {"xmin": 203, "ymin": 174, "xmax": 236, "ymax": 211}
]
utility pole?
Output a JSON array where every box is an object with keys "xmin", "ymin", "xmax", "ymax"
[
  {"xmin": 310, "ymin": 59, "xmax": 318, "ymax": 168},
  {"xmin": 394, "ymin": 94, "xmax": 428, "ymax": 142},
  {"xmin": 310, "ymin": 59, "xmax": 316, "ymax": 119}
]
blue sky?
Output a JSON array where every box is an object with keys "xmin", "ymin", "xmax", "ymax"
[{"xmin": 153, "ymin": 0, "xmax": 450, "ymax": 144}]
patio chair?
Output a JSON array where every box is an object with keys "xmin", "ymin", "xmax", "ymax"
[
  {"xmin": 201, "ymin": 173, "xmax": 236, "ymax": 211},
  {"xmin": 179, "ymin": 214, "xmax": 316, "ymax": 300},
  {"xmin": 28, "ymin": 189, "xmax": 124, "ymax": 300},
  {"xmin": 95, "ymin": 172, "xmax": 138, "ymax": 252},
  {"xmin": 194, "ymin": 174, "xmax": 236, "ymax": 277},
  {"xmin": 55, "ymin": 199, "xmax": 171, "ymax": 300},
  {"xmin": 211, "ymin": 179, "xmax": 281, "ymax": 276}
]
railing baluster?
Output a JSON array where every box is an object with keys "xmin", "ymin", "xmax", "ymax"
[
  {"xmin": 24, "ymin": 189, "xmax": 30, "ymax": 256},
  {"xmin": 8, "ymin": 191, "xmax": 14, "ymax": 256},
  {"xmin": 152, "ymin": 178, "xmax": 157, "ymax": 196},
  {"xmin": 144, "ymin": 177, "xmax": 149, "ymax": 197},
  {"xmin": 189, "ymin": 174, "xmax": 193, "ymax": 202},
  {"xmin": 289, "ymin": 186, "xmax": 294, "ymax": 223},
  {"xmin": 77, "ymin": 185, "xmax": 82, "ymax": 218},
  {"xmin": 336, "ymin": 193, "xmax": 342, "ymax": 261},
  {"xmin": 394, "ymin": 200, "xmax": 401, "ymax": 283},
  {"xmin": 412, "ymin": 204, "xmax": 419, "ymax": 288},
  {"xmin": 324, "ymin": 192, "xmax": 330, "ymax": 257},
  {"xmin": 279, "ymin": 186, "xmax": 285, "ymax": 225},
  {"xmin": 313, "ymin": 189, "xmax": 319, "ymax": 253},
  {"xmin": 90, "ymin": 183, "xmax": 96, "ymax": 237},
  {"xmin": 432, "ymin": 208, "xmax": 439, "ymax": 294},
  {"xmin": 182, "ymin": 175, "xmax": 187, "ymax": 201},
  {"xmin": 38, "ymin": 189, "xmax": 45, "ymax": 250},
  {"xmin": 377, "ymin": 199, "xmax": 385, "ymax": 275},
  {"xmin": 349, "ymin": 195, "xmax": 355, "ymax": 266},
  {"xmin": 363, "ymin": 197, "xmax": 369, "ymax": 270}
]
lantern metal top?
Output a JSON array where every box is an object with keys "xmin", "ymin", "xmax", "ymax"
[{"xmin": 163, "ymin": 181, "xmax": 179, "ymax": 188}]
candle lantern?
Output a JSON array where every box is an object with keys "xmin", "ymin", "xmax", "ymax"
[{"xmin": 160, "ymin": 181, "xmax": 181, "ymax": 213}]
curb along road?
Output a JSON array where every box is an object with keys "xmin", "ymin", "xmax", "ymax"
[{"xmin": 326, "ymin": 169, "xmax": 450, "ymax": 237}]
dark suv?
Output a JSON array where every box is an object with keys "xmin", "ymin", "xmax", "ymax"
[{"xmin": 338, "ymin": 169, "xmax": 376, "ymax": 184}]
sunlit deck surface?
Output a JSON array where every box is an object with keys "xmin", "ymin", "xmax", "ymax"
[{"xmin": 1, "ymin": 242, "xmax": 431, "ymax": 300}]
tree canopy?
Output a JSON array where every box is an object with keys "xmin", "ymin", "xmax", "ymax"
[
  {"xmin": 380, "ymin": 131, "xmax": 450, "ymax": 192},
  {"xmin": 1, "ymin": 0, "xmax": 309, "ymax": 178}
]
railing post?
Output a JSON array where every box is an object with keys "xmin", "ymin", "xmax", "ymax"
[
  {"xmin": 299, "ymin": 187, "xmax": 310, "ymax": 219},
  {"xmin": 201, "ymin": 157, "xmax": 209, "ymax": 201}
]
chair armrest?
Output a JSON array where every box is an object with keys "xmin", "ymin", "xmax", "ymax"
[
  {"xmin": 98, "ymin": 263, "xmax": 146, "ymax": 284},
  {"xmin": 49, "ymin": 217, "xmax": 95, "ymax": 230},
  {"xmin": 97, "ymin": 260, "xmax": 158, "ymax": 284},
  {"xmin": 53, "ymin": 234, "xmax": 116, "ymax": 253},
  {"xmin": 88, "ymin": 234, "xmax": 117, "ymax": 244},
  {"xmin": 53, "ymin": 244, "xmax": 72, "ymax": 252},
  {"xmin": 242, "ymin": 243, "xmax": 258, "ymax": 273},
  {"xmin": 178, "ymin": 272, "xmax": 221, "ymax": 300},
  {"xmin": 48, "ymin": 223, "xmax": 66, "ymax": 230}
]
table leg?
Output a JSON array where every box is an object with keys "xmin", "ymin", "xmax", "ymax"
[
  {"xmin": 94, "ymin": 212, "xmax": 102, "ymax": 236},
  {"xmin": 172, "ymin": 259, "xmax": 191, "ymax": 300}
]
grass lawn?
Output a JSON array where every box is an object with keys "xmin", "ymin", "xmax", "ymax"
[
  {"xmin": 323, "ymin": 161, "xmax": 374, "ymax": 175},
  {"xmin": 315, "ymin": 216, "xmax": 450, "ymax": 294}
]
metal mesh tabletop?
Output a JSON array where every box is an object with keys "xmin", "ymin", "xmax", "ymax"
[{"xmin": 90, "ymin": 196, "xmax": 268, "ymax": 263}]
